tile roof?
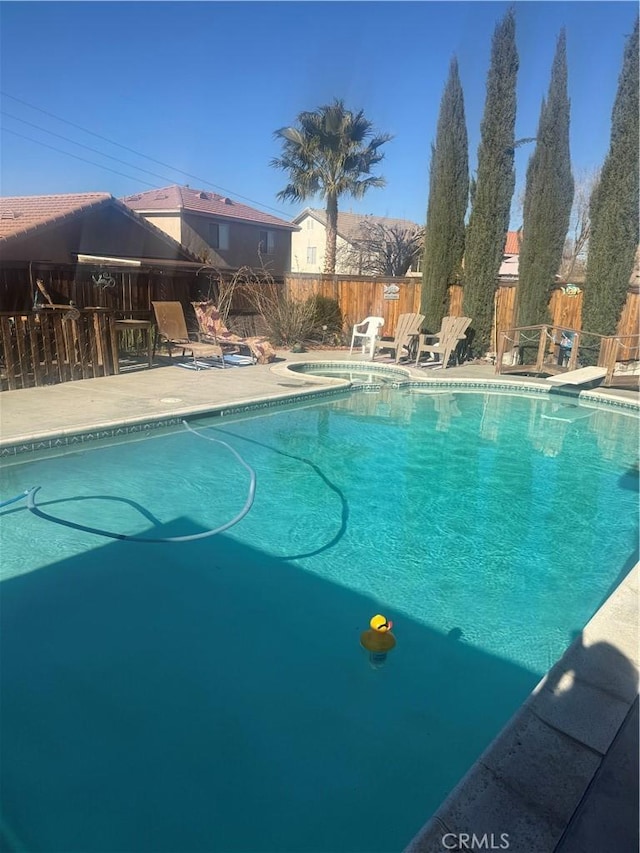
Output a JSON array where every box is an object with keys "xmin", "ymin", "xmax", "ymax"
[
  {"xmin": 0, "ymin": 193, "xmax": 111, "ymax": 242},
  {"xmin": 0, "ymin": 192, "xmax": 202, "ymax": 261},
  {"xmin": 504, "ymin": 231, "xmax": 522, "ymax": 254},
  {"xmin": 122, "ymin": 185, "xmax": 296, "ymax": 230}
]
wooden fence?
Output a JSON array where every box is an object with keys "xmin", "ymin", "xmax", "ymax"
[
  {"xmin": 1, "ymin": 308, "xmax": 119, "ymax": 390},
  {"xmin": 0, "ymin": 264, "xmax": 248, "ymax": 315},
  {"xmin": 284, "ymin": 274, "xmax": 639, "ymax": 352},
  {"xmin": 2, "ymin": 272, "xmax": 637, "ymax": 391},
  {"xmin": 495, "ymin": 324, "xmax": 639, "ymax": 389},
  {"xmin": 284, "ymin": 274, "xmax": 421, "ymax": 335}
]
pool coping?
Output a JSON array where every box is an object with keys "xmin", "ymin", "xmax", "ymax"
[
  {"xmin": 404, "ymin": 563, "xmax": 639, "ymax": 853},
  {"xmin": 1, "ymin": 362, "xmax": 638, "ymax": 458},
  {"xmin": 275, "ymin": 360, "xmax": 640, "ymax": 409},
  {"xmin": 0, "ymin": 383, "xmax": 353, "ymax": 457}
]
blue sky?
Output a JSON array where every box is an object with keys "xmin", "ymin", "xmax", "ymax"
[{"xmin": 0, "ymin": 1, "xmax": 636, "ymax": 228}]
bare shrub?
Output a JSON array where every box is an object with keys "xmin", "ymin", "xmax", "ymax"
[
  {"xmin": 196, "ymin": 265, "xmax": 345, "ymax": 347},
  {"xmin": 194, "ymin": 264, "xmax": 244, "ymax": 324},
  {"xmin": 246, "ymin": 288, "xmax": 318, "ymax": 346}
]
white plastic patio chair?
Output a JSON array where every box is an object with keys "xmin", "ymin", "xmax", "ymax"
[{"xmin": 349, "ymin": 316, "xmax": 385, "ymax": 360}]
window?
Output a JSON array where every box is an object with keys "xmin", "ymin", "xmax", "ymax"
[
  {"xmin": 208, "ymin": 222, "xmax": 229, "ymax": 250},
  {"xmin": 306, "ymin": 246, "xmax": 317, "ymax": 265},
  {"xmin": 306, "ymin": 218, "xmax": 314, "ymax": 230},
  {"xmin": 259, "ymin": 230, "xmax": 275, "ymax": 255}
]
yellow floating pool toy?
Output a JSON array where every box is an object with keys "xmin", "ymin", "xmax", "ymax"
[{"xmin": 360, "ymin": 614, "xmax": 396, "ymax": 669}]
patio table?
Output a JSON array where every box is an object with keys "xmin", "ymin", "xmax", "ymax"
[{"xmin": 114, "ymin": 319, "xmax": 154, "ymax": 368}]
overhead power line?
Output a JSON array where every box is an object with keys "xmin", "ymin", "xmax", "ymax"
[
  {"xmin": 1, "ymin": 128, "xmax": 160, "ymax": 187},
  {"xmin": 0, "ymin": 90, "xmax": 291, "ymax": 218},
  {"xmin": 2, "ymin": 111, "xmax": 186, "ymax": 186}
]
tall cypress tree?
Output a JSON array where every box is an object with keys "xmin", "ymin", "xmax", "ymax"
[
  {"xmin": 583, "ymin": 18, "xmax": 639, "ymax": 335},
  {"xmin": 420, "ymin": 57, "xmax": 469, "ymax": 332},
  {"xmin": 463, "ymin": 7, "xmax": 519, "ymax": 355},
  {"xmin": 517, "ymin": 30, "xmax": 574, "ymax": 328}
]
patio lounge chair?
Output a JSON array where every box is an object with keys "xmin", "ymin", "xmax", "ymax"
[
  {"xmin": 349, "ymin": 316, "xmax": 384, "ymax": 359},
  {"xmin": 152, "ymin": 301, "xmax": 225, "ymax": 368},
  {"xmin": 415, "ymin": 316, "xmax": 472, "ymax": 369},
  {"xmin": 191, "ymin": 302, "xmax": 276, "ymax": 364},
  {"xmin": 374, "ymin": 313, "xmax": 425, "ymax": 363}
]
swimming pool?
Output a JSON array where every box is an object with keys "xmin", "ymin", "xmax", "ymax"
[{"xmin": 1, "ymin": 389, "xmax": 638, "ymax": 852}]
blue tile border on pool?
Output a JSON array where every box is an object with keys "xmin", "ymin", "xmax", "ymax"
[
  {"xmin": 579, "ymin": 390, "xmax": 640, "ymax": 410},
  {"xmin": 289, "ymin": 360, "xmax": 409, "ymax": 377},
  {"xmin": 0, "ymin": 386, "xmax": 353, "ymax": 458},
  {"xmin": 408, "ymin": 380, "xmax": 551, "ymax": 393},
  {"xmin": 0, "ymin": 417, "xmax": 184, "ymax": 457},
  {"xmin": 211, "ymin": 385, "xmax": 351, "ymax": 418},
  {"xmin": 287, "ymin": 361, "xmax": 414, "ymax": 386},
  {"xmin": 1, "ymin": 377, "xmax": 637, "ymax": 459}
]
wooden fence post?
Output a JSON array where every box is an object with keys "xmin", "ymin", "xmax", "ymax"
[
  {"xmin": 536, "ymin": 326, "xmax": 548, "ymax": 371},
  {"xmin": 567, "ymin": 332, "xmax": 579, "ymax": 371}
]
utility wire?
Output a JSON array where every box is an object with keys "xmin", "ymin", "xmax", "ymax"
[
  {"xmin": 2, "ymin": 111, "xmax": 185, "ymax": 187},
  {"xmin": 0, "ymin": 91, "xmax": 291, "ymax": 217},
  {"xmin": 1, "ymin": 128, "xmax": 159, "ymax": 187}
]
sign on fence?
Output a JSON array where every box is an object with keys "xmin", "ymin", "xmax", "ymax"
[{"xmin": 383, "ymin": 283, "xmax": 400, "ymax": 301}]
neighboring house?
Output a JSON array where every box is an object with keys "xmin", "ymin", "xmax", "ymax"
[
  {"xmin": 499, "ymin": 230, "xmax": 522, "ymax": 281},
  {"xmin": 122, "ymin": 185, "xmax": 297, "ymax": 276},
  {"xmin": 496, "ymin": 231, "xmax": 618, "ymax": 284},
  {"xmin": 291, "ymin": 208, "xmax": 423, "ymax": 276},
  {"xmin": 0, "ymin": 192, "xmax": 204, "ymax": 311}
]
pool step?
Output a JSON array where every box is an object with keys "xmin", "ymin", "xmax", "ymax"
[{"xmin": 547, "ymin": 367, "xmax": 607, "ymax": 386}]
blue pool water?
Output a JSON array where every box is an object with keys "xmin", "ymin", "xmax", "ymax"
[{"xmin": 1, "ymin": 389, "xmax": 638, "ymax": 852}]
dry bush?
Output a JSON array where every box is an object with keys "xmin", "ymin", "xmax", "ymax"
[
  {"xmin": 194, "ymin": 265, "xmax": 244, "ymax": 323},
  {"xmin": 196, "ymin": 265, "xmax": 344, "ymax": 347},
  {"xmin": 242, "ymin": 283, "xmax": 318, "ymax": 346}
]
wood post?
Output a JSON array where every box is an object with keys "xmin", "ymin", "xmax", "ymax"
[
  {"xmin": 567, "ymin": 332, "xmax": 579, "ymax": 371},
  {"xmin": 496, "ymin": 330, "xmax": 506, "ymax": 373},
  {"xmin": 107, "ymin": 312, "xmax": 120, "ymax": 375},
  {"xmin": 1, "ymin": 316, "xmax": 16, "ymax": 390},
  {"xmin": 27, "ymin": 314, "xmax": 43, "ymax": 386},
  {"xmin": 536, "ymin": 326, "xmax": 548, "ymax": 372}
]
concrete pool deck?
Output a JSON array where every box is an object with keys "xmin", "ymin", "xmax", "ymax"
[
  {"xmin": 406, "ymin": 565, "xmax": 639, "ymax": 853},
  {"xmin": 1, "ymin": 350, "xmax": 638, "ymax": 447},
  {"xmin": 1, "ymin": 350, "xmax": 638, "ymax": 852}
]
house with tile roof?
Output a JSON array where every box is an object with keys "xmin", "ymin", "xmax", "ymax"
[
  {"xmin": 122, "ymin": 185, "xmax": 298, "ymax": 275},
  {"xmin": 499, "ymin": 229, "xmax": 522, "ymax": 281},
  {"xmin": 290, "ymin": 206, "xmax": 531, "ymax": 283},
  {"xmin": 291, "ymin": 208, "xmax": 423, "ymax": 275},
  {"xmin": 0, "ymin": 192, "xmax": 204, "ymax": 311},
  {"xmin": 291, "ymin": 208, "xmax": 527, "ymax": 281},
  {"xmin": 0, "ymin": 192, "xmax": 201, "ymax": 264}
]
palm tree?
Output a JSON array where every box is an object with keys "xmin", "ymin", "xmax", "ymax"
[{"xmin": 271, "ymin": 99, "xmax": 392, "ymax": 274}]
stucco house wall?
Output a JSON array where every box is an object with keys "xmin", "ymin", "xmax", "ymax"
[
  {"xmin": 0, "ymin": 203, "xmax": 191, "ymax": 264},
  {"xmin": 181, "ymin": 211, "xmax": 291, "ymax": 272},
  {"xmin": 291, "ymin": 214, "xmax": 355, "ymax": 273},
  {"xmin": 123, "ymin": 186, "xmax": 296, "ymax": 276},
  {"xmin": 291, "ymin": 208, "xmax": 422, "ymax": 275},
  {"xmin": 142, "ymin": 213, "xmax": 182, "ymax": 244}
]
